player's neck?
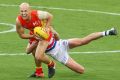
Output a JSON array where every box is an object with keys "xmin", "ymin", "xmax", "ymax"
[{"xmin": 25, "ymin": 15, "xmax": 31, "ymax": 22}]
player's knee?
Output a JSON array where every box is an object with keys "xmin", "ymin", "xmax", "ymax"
[
  {"xmin": 78, "ymin": 67, "xmax": 85, "ymax": 74},
  {"xmin": 25, "ymin": 48, "xmax": 30, "ymax": 54},
  {"xmin": 35, "ymin": 54, "xmax": 43, "ymax": 61},
  {"xmin": 26, "ymin": 49, "xmax": 30, "ymax": 54},
  {"xmin": 35, "ymin": 55, "xmax": 41, "ymax": 61}
]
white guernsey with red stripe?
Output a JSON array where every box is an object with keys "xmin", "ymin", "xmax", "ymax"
[
  {"xmin": 45, "ymin": 32, "xmax": 57, "ymax": 52},
  {"xmin": 45, "ymin": 31, "xmax": 69, "ymax": 64}
]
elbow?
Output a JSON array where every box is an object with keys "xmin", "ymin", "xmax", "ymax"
[
  {"xmin": 48, "ymin": 13, "xmax": 53, "ymax": 20},
  {"xmin": 19, "ymin": 34, "xmax": 25, "ymax": 39},
  {"xmin": 18, "ymin": 34, "xmax": 23, "ymax": 39},
  {"xmin": 54, "ymin": 33, "xmax": 60, "ymax": 41},
  {"xmin": 54, "ymin": 35, "xmax": 60, "ymax": 41},
  {"xmin": 20, "ymin": 36, "xmax": 25, "ymax": 39}
]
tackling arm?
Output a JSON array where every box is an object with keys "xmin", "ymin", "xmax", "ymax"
[
  {"xmin": 37, "ymin": 11, "xmax": 52, "ymax": 28},
  {"xmin": 50, "ymin": 26, "xmax": 60, "ymax": 40},
  {"xmin": 37, "ymin": 11, "xmax": 60, "ymax": 40}
]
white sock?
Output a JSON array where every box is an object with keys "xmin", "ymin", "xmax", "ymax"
[
  {"xmin": 102, "ymin": 30, "xmax": 110, "ymax": 36},
  {"xmin": 102, "ymin": 31, "xmax": 106, "ymax": 36}
]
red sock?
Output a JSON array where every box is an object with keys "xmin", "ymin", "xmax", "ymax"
[
  {"xmin": 48, "ymin": 61, "xmax": 54, "ymax": 67},
  {"xmin": 35, "ymin": 67, "xmax": 43, "ymax": 75}
]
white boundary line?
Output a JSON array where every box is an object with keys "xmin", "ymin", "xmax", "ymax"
[
  {"xmin": 0, "ymin": 50, "xmax": 120, "ymax": 56},
  {"xmin": 0, "ymin": 4, "xmax": 120, "ymax": 16},
  {"xmin": 0, "ymin": 22, "xmax": 16, "ymax": 34},
  {"xmin": 0, "ymin": 53, "xmax": 26, "ymax": 56},
  {"xmin": 70, "ymin": 50, "xmax": 120, "ymax": 54}
]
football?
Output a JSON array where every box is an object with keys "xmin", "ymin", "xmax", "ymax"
[{"xmin": 33, "ymin": 27, "xmax": 49, "ymax": 40}]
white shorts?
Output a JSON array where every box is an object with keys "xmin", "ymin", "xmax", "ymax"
[{"xmin": 46, "ymin": 39, "xmax": 69, "ymax": 64}]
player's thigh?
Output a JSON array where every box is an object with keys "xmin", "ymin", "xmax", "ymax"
[
  {"xmin": 68, "ymin": 38, "xmax": 83, "ymax": 49},
  {"xmin": 35, "ymin": 41, "xmax": 48, "ymax": 59}
]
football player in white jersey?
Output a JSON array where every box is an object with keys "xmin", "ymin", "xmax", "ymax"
[{"xmin": 31, "ymin": 27, "xmax": 117, "ymax": 75}]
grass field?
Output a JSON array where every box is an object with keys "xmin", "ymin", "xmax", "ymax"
[{"xmin": 0, "ymin": 0, "xmax": 120, "ymax": 80}]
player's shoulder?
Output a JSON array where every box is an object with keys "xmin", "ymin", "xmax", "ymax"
[
  {"xmin": 31, "ymin": 10, "xmax": 38, "ymax": 15},
  {"xmin": 16, "ymin": 17, "xmax": 21, "ymax": 26},
  {"xmin": 16, "ymin": 14, "xmax": 21, "ymax": 22},
  {"xmin": 32, "ymin": 10, "xmax": 46, "ymax": 15},
  {"xmin": 37, "ymin": 10, "xmax": 49, "ymax": 17},
  {"xmin": 16, "ymin": 17, "xmax": 19, "ymax": 23}
]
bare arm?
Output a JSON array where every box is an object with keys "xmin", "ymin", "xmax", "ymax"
[
  {"xmin": 37, "ymin": 11, "xmax": 60, "ymax": 40},
  {"xmin": 16, "ymin": 18, "xmax": 34, "ymax": 39},
  {"xmin": 37, "ymin": 11, "xmax": 53, "ymax": 28},
  {"xmin": 50, "ymin": 26, "xmax": 60, "ymax": 40}
]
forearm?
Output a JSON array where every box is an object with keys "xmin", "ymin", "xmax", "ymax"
[
  {"xmin": 19, "ymin": 34, "xmax": 34, "ymax": 39},
  {"xmin": 45, "ymin": 13, "xmax": 53, "ymax": 28},
  {"xmin": 46, "ymin": 20, "xmax": 51, "ymax": 28},
  {"xmin": 16, "ymin": 20, "xmax": 34, "ymax": 39},
  {"xmin": 51, "ymin": 27, "xmax": 60, "ymax": 40}
]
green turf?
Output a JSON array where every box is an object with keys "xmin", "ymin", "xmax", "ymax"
[
  {"xmin": 0, "ymin": 0, "xmax": 120, "ymax": 80},
  {"xmin": 0, "ymin": 25, "xmax": 11, "ymax": 31}
]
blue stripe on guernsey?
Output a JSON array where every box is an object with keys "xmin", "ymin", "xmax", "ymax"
[{"xmin": 45, "ymin": 41, "xmax": 57, "ymax": 53}]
